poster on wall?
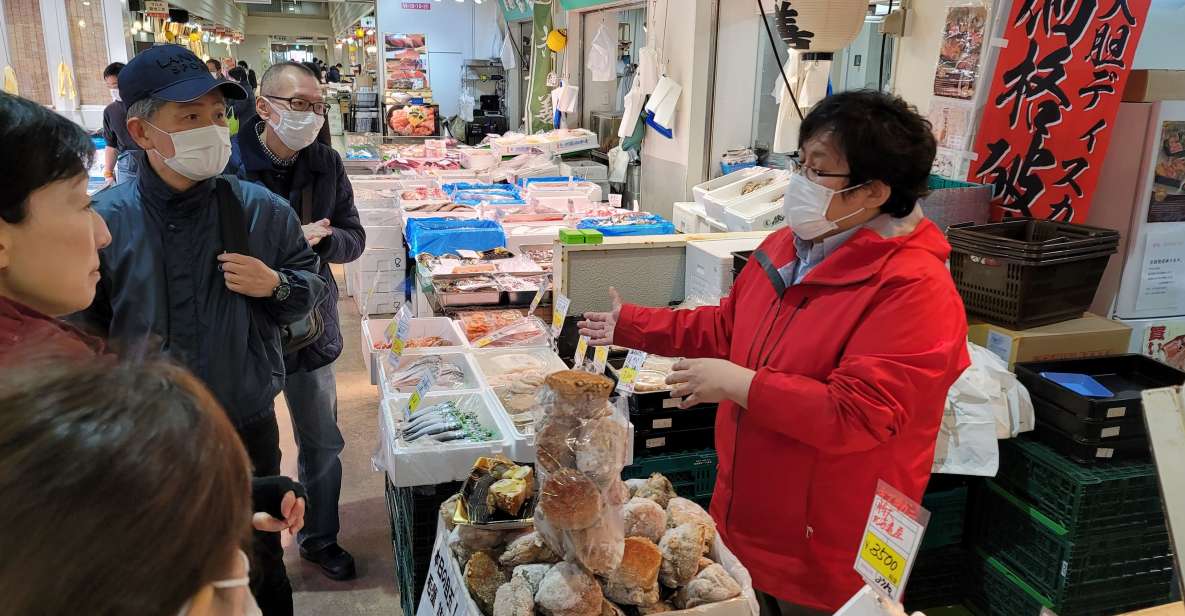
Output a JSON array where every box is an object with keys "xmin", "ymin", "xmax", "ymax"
[
  {"xmin": 384, "ymin": 33, "xmax": 430, "ymax": 93},
  {"xmin": 933, "ymin": 5, "xmax": 988, "ymax": 100},
  {"xmin": 968, "ymin": 0, "xmax": 1151, "ymax": 221},
  {"xmin": 1138, "ymin": 322, "xmax": 1185, "ymax": 372},
  {"xmin": 1150, "ymin": 121, "xmax": 1185, "ymax": 222},
  {"xmin": 929, "ymin": 98, "xmax": 975, "ymax": 151}
]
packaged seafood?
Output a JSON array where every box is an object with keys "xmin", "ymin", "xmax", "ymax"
[
  {"xmin": 458, "ymin": 309, "xmax": 529, "ymax": 342},
  {"xmin": 380, "ymin": 352, "xmax": 483, "ymax": 396},
  {"xmin": 434, "ymin": 276, "xmax": 503, "ymax": 307},
  {"xmin": 495, "ymin": 274, "xmax": 550, "ymax": 304}
]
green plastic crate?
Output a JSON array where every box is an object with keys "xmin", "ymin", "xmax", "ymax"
[
  {"xmin": 967, "ymin": 551, "xmax": 1173, "ymax": 616},
  {"xmin": 970, "ymin": 480, "xmax": 1173, "ymax": 604},
  {"xmin": 996, "ymin": 438, "xmax": 1164, "ymax": 535},
  {"xmin": 623, "ymin": 449, "xmax": 717, "ymax": 510},
  {"xmin": 928, "ymin": 175, "xmax": 981, "ymax": 190},
  {"xmin": 921, "ymin": 486, "xmax": 969, "ymax": 550}
]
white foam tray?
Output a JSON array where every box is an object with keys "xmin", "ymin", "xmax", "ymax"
[
  {"xmin": 692, "ymin": 166, "xmax": 768, "ymax": 206},
  {"xmin": 701, "ymin": 169, "xmax": 789, "ymax": 223},
  {"xmin": 378, "ymin": 351, "xmax": 486, "ymax": 399},
  {"xmin": 360, "ymin": 316, "xmax": 469, "ymax": 385}
]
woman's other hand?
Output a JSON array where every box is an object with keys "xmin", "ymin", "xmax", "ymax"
[{"xmin": 666, "ymin": 358, "xmax": 755, "ymax": 409}]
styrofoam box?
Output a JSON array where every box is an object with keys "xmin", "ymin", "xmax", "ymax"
[
  {"xmin": 692, "ymin": 166, "xmax": 768, "ymax": 206},
  {"xmin": 702, "ymin": 169, "xmax": 789, "ymax": 222},
  {"xmin": 473, "ymin": 347, "xmax": 570, "ymax": 462},
  {"xmin": 723, "ymin": 200, "xmax": 786, "ymax": 232},
  {"xmin": 349, "ymin": 267, "xmax": 404, "ymax": 299},
  {"xmin": 706, "ymin": 215, "xmax": 728, "ymax": 232},
  {"xmin": 378, "ymin": 351, "xmax": 486, "ymax": 398},
  {"xmin": 377, "ymin": 390, "xmax": 513, "ymax": 487},
  {"xmin": 366, "ymin": 225, "xmax": 405, "ymax": 250},
  {"xmin": 356, "ymin": 291, "xmax": 404, "ymax": 317},
  {"xmin": 344, "ymin": 263, "xmax": 357, "ymax": 297},
  {"xmin": 360, "ymin": 317, "xmax": 469, "ymax": 385},
  {"xmin": 685, "ymin": 237, "xmax": 768, "ymax": 303},
  {"xmin": 358, "ymin": 208, "xmax": 402, "ymax": 227},
  {"xmin": 673, "ymin": 202, "xmax": 715, "ymax": 234},
  {"xmin": 356, "ymin": 248, "xmax": 406, "ymax": 273},
  {"xmin": 559, "ymin": 159, "xmax": 609, "ymax": 181}
]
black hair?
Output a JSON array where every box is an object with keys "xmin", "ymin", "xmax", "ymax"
[
  {"xmin": 335, "ymin": 63, "xmax": 342, "ymax": 68},
  {"xmin": 238, "ymin": 60, "xmax": 248, "ymax": 68},
  {"xmin": 0, "ymin": 93, "xmax": 94, "ymax": 224},
  {"xmin": 206, "ymin": 58, "xmax": 222, "ymax": 71},
  {"xmin": 228, "ymin": 66, "xmax": 249, "ymax": 85},
  {"xmin": 103, "ymin": 62, "xmax": 125, "ymax": 78},
  {"xmin": 798, "ymin": 90, "xmax": 936, "ymax": 218}
]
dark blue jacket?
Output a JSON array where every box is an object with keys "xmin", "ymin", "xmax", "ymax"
[
  {"xmin": 73, "ymin": 151, "xmax": 327, "ymax": 428},
  {"xmin": 227, "ymin": 115, "xmax": 366, "ymax": 372}
]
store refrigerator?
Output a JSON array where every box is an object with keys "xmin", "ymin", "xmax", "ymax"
[{"xmin": 1087, "ymin": 100, "xmax": 1185, "ymax": 373}]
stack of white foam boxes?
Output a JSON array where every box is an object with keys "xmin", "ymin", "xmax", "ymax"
[
  {"xmin": 559, "ymin": 159, "xmax": 610, "ymax": 204},
  {"xmin": 347, "ymin": 181, "xmax": 407, "ymax": 317}
]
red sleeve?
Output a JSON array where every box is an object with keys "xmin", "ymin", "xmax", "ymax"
[
  {"xmin": 613, "ymin": 292, "xmax": 736, "ymax": 360},
  {"xmin": 744, "ymin": 275, "xmax": 970, "ymax": 454}
]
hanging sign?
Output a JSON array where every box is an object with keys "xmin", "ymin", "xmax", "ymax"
[
  {"xmin": 528, "ymin": 275, "xmax": 550, "ymax": 317},
  {"xmin": 550, "ymin": 293, "xmax": 570, "ymax": 338},
  {"xmin": 145, "ymin": 0, "xmax": 169, "ymax": 19},
  {"xmin": 854, "ymin": 481, "xmax": 930, "ymax": 601},
  {"xmin": 615, "ymin": 349, "xmax": 647, "ymax": 394},
  {"xmin": 592, "ymin": 346, "xmax": 609, "ymax": 375},
  {"xmin": 406, "ymin": 367, "xmax": 436, "ymax": 415},
  {"xmin": 385, "ymin": 305, "xmax": 414, "ymax": 358},
  {"xmin": 968, "ymin": 0, "xmax": 1151, "ymax": 221},
  {"xmin": 574, "ymin": 335, "xmax": 590, "ymax": 370}
]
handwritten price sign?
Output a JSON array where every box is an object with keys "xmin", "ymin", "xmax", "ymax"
[{"xmin": 853, "ymin": 480, "xmax": 929, "ymax": 601}]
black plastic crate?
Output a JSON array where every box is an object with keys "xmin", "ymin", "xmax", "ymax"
[
  {"xmin": 1015, "ymin": 355, "xmax": 1185, "ymax": 420},
  {"xmin": 905, "ymin": 546, "xmax": 968, "ymax": 612},
  {"xmin": 1032, "ymin": 392, "xmax": 1147, "ymax": 441},
  {"xmin": 969, "ymin": 480, "xmax": 1173, "ymax": 602},
  {"xmin": 634, "ymin": 426, "xmax": 715, "ymax": 456},
  {"xmin": 947, "ymin": 219, "xmax": 1120, "ymax": 256},
  {"xmin": 630, "ymin": 404, "xmax": 717, "ymax": 429},
  {"xmin": 386, "ymin": 479, "xmax": 464, "ymax": 616},
  {"xmin": 1035, "ymin": 422, "xmax": 1150, "ymax": 464},
  {"xmin": 622, "ymin": 449, "xmax": 717, "ymax": 510},
  {"xmin": 920, "ymin": 486, "xmax": 969, "ymax": 550},
  {"xmin": 995, "ymin": 438, "xmax": 1164, "ymax": 535},
  {"xmin": 949, "ymin": 246, "xmax": 1115, "ymax": 329}
]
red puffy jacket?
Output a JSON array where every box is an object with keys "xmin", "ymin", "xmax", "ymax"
[{"xmin": 615, "ymin": 217, "xmax": 969, "ymax": 611}]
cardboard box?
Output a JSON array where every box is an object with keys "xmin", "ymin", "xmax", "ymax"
[
  {"xmin": 1124, "ymin": 70, "xmax": 1185, "ymax": 102},
  {"xmin": 968, "ymin": 313, "xmax": 1133, "ymax": 369}
]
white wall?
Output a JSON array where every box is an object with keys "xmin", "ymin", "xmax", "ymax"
[
  {"xmin": 245, "ymin": 16, "xmax": 333, "ymax": 38},
  {"xmin": 1133, "ymin": 3, "xmax": 1185, "ymax": 69}
]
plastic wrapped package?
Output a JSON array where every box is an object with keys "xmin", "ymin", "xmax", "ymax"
[
  {"xmin": 380, "ymin": 352, "xmax": 484, "ymax": 397},
  {"xmin": 404, "ymin": 217, "xmax": 507, "ymax": 256},
  {"xmin": 530, "ymin": 371, "xmax": 631, "ymax": 575},
  {"xmin": 463, "ymin": 314, "xmax": 551, "ymax": 349}
]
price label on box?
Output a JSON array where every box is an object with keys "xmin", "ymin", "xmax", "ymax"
[
  {"xmin": 574, "ymin": 335, "xmax": 590, "ymax": 369},
  {"xmin": 406, "ymin": 369, "xmax": 437, "ymax": 415},
  {"xmin": 416, "ymin": 530, "xmax": 466, "ymax": 616},
  {"xmin": 528, "ymin": 274, "xmax": 551, "ymax": 317},
  {"xmin": 853, "ymin": 480, "xmax": 929, "ymax": 601},
  {"xmin": 384, "ymin": 305, "xmax": 413, "ymax": 358},
  {"xmin": 615, "ymin": 349, "xmax": 648, "ymax": 394},
  {"xmin": 551, "ymin": 293, "xmax": 570, "ymax": 338},
  {"xmin": 592, "ymin": 346, "xmax": 609, "ymax": 374}
]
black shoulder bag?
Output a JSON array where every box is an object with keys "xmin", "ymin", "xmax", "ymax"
[{"xmin": 216, "ymin": 177, "xmax": 324, "ymax": 355}]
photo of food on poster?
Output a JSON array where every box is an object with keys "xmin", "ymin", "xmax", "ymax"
[
  {"xmin": 1139, "ymin": 322, "xmax": 1185, "ymax": 372},
  {"xmin": 385, "ymin": 33, "xmax": 430, "ymax": 92},
  {"xmin": 1150, "ymin": 121, "xmax": 1185, "ymax": 222},
  {"xmin": 928, "ymin": 98, "xmax": 975, "ymax": 151},
  {"xmin": 933, "ymin": 6, "xmax": 988, "ymax": 100}
]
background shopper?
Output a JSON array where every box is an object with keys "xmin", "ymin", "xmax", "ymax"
[
  {"xmin": 207, "ymin": 58, "xmax": 223, "ymax": 79},
  {"xmin": 228, "ymin": 66, "xmax": 257, "ymax": 131},
  {"xmin": 580, "ymin": 90, "xmax": 970, "ymax": 614},
  {"xmin": 239, "ymin": 60, "xmax": 259, "ymax": 92},
  {"xmin": 100, "ymin": 62, "xmax": 141, "ymax": 185},
  {"xmin": 227, "ymin": 60, "xmax": 366, "ymax": 581}
]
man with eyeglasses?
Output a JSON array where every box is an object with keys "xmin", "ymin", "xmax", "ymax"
[{"xmin": 226, "ymin": 60, "xmax": 365, "ymax": 583}]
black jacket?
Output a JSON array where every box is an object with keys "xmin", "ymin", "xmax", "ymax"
[
  {"xmin": 73, "ymin": 152, "xmax": 326, "ymax": 428},
  {"xmin": 227, "ymin": 116, "xmax": 366, "ymax": 372}
]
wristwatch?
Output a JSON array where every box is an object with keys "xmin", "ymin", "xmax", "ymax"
[{"xmin": 272, "ymin": 271, "xmax": 292, "ymax": 301}]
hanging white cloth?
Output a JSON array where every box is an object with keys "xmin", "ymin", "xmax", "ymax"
[
  {"xmin": 643, "ymin": 75, "xmax": 681, "ymax": 138},
  {"xmin": 459, "ymin": 87, "xmax": 476, "ymax": 122},
  {"xmin": 637, "ymin": 46, "xmax": 660, "ymax": 94},
  {"xmin": 618, "ymin": 73, "xmax": 645, "ymax": 140},
  {"xmin": 608, "ymin": 145, "xmax": 629, "ymax": 183},
  {"xmin": 587, "ymin": 23, "xmax": 616, "ymax": 82},
  {"xmin": 772, "ymin": 50, "xmax": 832, "ymax": 153},
  {"xmin": 551, "ymin": 82, "xmax": 579, "ymax": 114},
  {"xmin": 500, "ymin": 32, "xmax": 518, "ymax": 71}
]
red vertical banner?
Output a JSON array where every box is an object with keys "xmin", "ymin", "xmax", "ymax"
[{"xmin": 968, "ymin": 0, "xmax": 1151, "ymax": 221}]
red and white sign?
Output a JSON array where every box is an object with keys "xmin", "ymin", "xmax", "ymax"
[
  {"xmin": 969, "ymin": 0, "xmax": 1151, "ymax": 221},
  {"xmin": 402, "ymin": 2, "xmax": 432, "ymax": 9},
  {"xmin": 144, "ymin": 0, "xmax": 168, "ymax": 18}
]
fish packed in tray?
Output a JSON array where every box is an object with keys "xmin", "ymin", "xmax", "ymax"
[
  {"xmin": 523, "ymin": 248, "xmax": 554, "ymax": 272},
  {"xmin": 386, "ymin": 355, "xmax": 468, "ymax": 391},
  {"xmin": 484, "ymin": 353, "xmax": 554, "ymax": 432},
  {"xmin": 399, "ymin": 185, "xmax": 448, "ymax": 202},
  {"xmin": 458, "ymin": 310, "xmax": 528, "ymax": 342},
  {"xmin": 580, "ymin": 212, "xmax": 661, "ymax": 226},
  {"xmin": 494, "ymin": 274, "xmax": 543, "ymax": 292},
  {"xmin": 459, "ymin": 456, "xmax": 536, "ymax": 524},
  {"xmin": 372, "ymin": 335, "xmax": 451, "ymax": 351},
  {"xmin": 403, "ymin": 202, "xmax": 474, "ymax": 213},
  {"xmin": 400, "ymin": 400, "xmax": 496, "ymax": 444},
  {"xmin": 437, "ymin": 276, "xmax": 500, "ymax": 293}
]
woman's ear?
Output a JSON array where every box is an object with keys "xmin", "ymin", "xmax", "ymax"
[{"xmin": 860, "ymin": 180, "xmax": 892, "ymax": 210}]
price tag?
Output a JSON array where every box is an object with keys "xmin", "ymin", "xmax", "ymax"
[
  {"xmin": 615, "ymin": 349, "xmax": 648, "ymax": 394},
  {"xmin": 384, "ymin": 305, "xmax": 413, "ymax": 358},
  {"xmin": 528, "ymin": 274, "xmax": 551, "ymax": 317},
  {"xmin": 473, "ymin": 318, "xmax": 528, "ymax": 348},
  {"xmin": 853, "ymin": 480, "xmax": 930, "ymax": 601},
  {"xmin": 457, "ymin": 249, "xmax": 481, "ymax": 260},
  {"xmin": 609, "ymin": 194, "xmax": 622, "ymax": 208},
  {"xmin": 406, "ymin": 368, "xmax": 437, "ymax": 415},
  {"xmin": 551, "ymin": 293, "xmax": 570, "ymax": 338},
  {"xmin": 574, "ymin": 335, "xmax": 590, "ymax": 369},
  {"xmin": 592, "ymin": 346, "xmax": 609, "ymax": 374},
  {"xmin": 416, "ymin": 530, "xmax": 465, "ymax": 616}
]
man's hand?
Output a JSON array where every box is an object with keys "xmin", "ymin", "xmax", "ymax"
[
  {"xmin": 577, "ymin": 287, "xmax": 624, "ymax": 346},
  {"xmin": 252, "ymin": 490, "xmax": 306, "ymax": 534},
  {"xmin": 302, "ymin": 219, "xmax": 333, "ymax": 247},
  {"xmin": 666, "ymin": 358, "xmax": 756, "ymax": 409},
  {"xmin": 218, "ymin": 253, "xmax": 280, "ymax": 298}
]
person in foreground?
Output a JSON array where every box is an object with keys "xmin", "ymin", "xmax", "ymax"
[
  {"xmin": 580, "ymin": 90, "xmax": 970, "ymax": 615},
  {"xmin": 227, "ymin": 61, "xmax": 366, "ymax": 581},
  {"xmin": 68, "ymin": 45, "xmax": 326, "ymax": 615}
]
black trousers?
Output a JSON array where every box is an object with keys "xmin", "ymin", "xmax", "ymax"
[{"xmin": 238, "ymin": 411, "xmax": 294, "ymax": 616}]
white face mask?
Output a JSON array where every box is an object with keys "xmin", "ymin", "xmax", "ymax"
[
  {"xmin": 144, "ymin": 121, "xmax": 232, "ymax": 182},
  {"xmin": 176, "ymin": 550, "xmax": 262, "ymax": 616},
  {"xmin": 265, "ymin": 99, "xmax": 325, "ymax": 151},
  {"xmin": 110, "ymin": 88, "xmax": 121, "ymax": 102},
  {"xmin": 782, "ymin": 172, "xmax": 868, "ymax": 241}
]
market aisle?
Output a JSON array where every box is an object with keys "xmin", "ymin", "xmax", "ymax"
[{"xmin": 275, "ymin": 266, "xmax": 403, "ymax": 615}]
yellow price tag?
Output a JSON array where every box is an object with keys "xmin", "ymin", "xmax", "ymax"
[
  {"xmin": 618, "ymin": 366, "xmax": 637, "ymax": 385},
  {"xmin": 391, "ymin": 338, "xmax": 405, "ymax": 356},
  {"xmin": 474, "ymin": 336, "xmax": 493, "ymax": 348},
  {"xmin": 408, "ymin": 390, "xmax": 423, "ymax": 413},
  {"xmin": 574, "ymin": 336, "xmax": 589, "ymax": 369},
  {"xmin": 384, "ymin": 320, "xmax": 398, "ymax": 341},
  {"xmin": 860, "ymin": 531, "xmax": 905, "ymax": 587}
]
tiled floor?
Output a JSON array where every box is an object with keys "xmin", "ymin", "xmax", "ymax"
[{"xmin": 275, "ymin": 268, "xmax": 403, "ymax": 614}]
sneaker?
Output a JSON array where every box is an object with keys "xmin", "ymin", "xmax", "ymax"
[{"xmin": 299, "ymin": 543, "xmax": 357, "ymax": 581}]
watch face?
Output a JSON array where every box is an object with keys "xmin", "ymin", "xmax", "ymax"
[{"xmin": 274, "ymin": 284, "xmax": 292, "ymax": 301}]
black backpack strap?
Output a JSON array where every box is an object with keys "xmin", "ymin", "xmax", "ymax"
[{"xmin": 216, "ymin": 176, "xmax": 251, "ymax": 256}]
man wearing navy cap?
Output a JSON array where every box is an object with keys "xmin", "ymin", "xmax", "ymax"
[{"xmin": 72, "ymin": 44, "xmax": 326, "ymax": 616}]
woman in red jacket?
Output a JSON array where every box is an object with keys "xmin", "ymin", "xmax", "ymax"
[{"xmin": 581, "ymin": 91, "xmax": 970, "ymax": 614}]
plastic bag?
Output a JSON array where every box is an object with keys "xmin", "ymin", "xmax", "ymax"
[
  {"xmin": 587, "ymin": 24, "xmax": 617, "ymax": 82},
  {"xmin": 500, "ymin": 34, "xmax": 518, "ymax": 71},
  {"xmin": 532, "ymin": 371, "xmax": 630, "ymax": 575},
  {"xmin": 608, "ymin": 145, "xmax": 629, "ymax": 183},
  {"xmin": 404, "ymin": 217, "xmax": 507, "ymax": 256},
  {"xmin": 932, "ymin": 341, "xmax": 1035, "ymax": 476}
]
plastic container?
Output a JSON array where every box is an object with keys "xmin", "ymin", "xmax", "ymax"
[
  {"xmin": 920, "ymin": 486, "xmax": 968, "ymax": 550},
  {"xmin": 1014, "ymin": 355, "xmax": 1185, "ymax": 420},
  {"xmin": 475, "ymin": 347, "xmax": 569, "ymax": 461},
  {"xmin": 1034, "ymin": 423, "xmax": 1149, "ymax": 464},
  {"xmin": 361, "ymin": 317, "xmax": 469, "ymax": 384},
  {"xmin": 722, "ymin": 199, "xmax": 785, "ymax": 232},
  {"xmin": 577, "ymin": 214, "xmax": 676, "ymax": 236},
  {"xmin": 633, "ymin": 426, "xmax": 715, "ymax": 457},
  {"xmin": 918, "ymin": 175, "xmax": 992, "ymax": 233},
  {"xmin": 692, "ymin": 166, "xmax": 768, "ymax": 206},
  {"xmin": 459, "ymin": 148, "xmax": 498, "ymax": 170},
  {"xmin": 358, "ymin": 208, "xmax": 403, "ymax": 227},
  {"xmin": 379, "ymin": 351, "xmax": 486, "ymax": 398},
  {"xmin": 701, "ymin": 169, "xmax": 790, "ymax": 223},
  {"xmin": 385, "ymin": 479, "xmax": 464, "ymax": 616},
  {"xmin": 994, "ymin": 438, "xmax": 1164, "ymax": 535},
  {"xmin": 1032, "ymin": 392, "xmax": 1147, "ymax": 441},
  {"xmin": 948, "ymin": 219, "xmax": 1120, "ymax": 257},
  {"xmin": 904, "ymin": 546, "xmax": 967, "ymax": 612},
  {"xmin": 377, "ymin": 390, "xmax": 512, "ymax": 487},
  {"xmin": 622, "ymin": 449, "xmax": 718, "ymax": 511},
  {"xmin": 432, "ymin": 277, "xmax": 503, "ymax": 307}
]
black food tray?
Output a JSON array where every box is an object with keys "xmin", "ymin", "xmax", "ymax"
[
  {"xmin": 1035, "ymin": 423, "xmax": 1149, "ymax": 465},
  {"xmin": 633, "ymin": 426, "xmax": 715, "ymax": 456},
  {"xmin": 629, "ymin": 404, "xmax": 717, "ymax": 432},
  {"xmin": 1015, "ymin": 355, "xmax": 1185, "ymax": 421},
  {"xmin": 1032, "ymin": 392, "xmax": 1146, "ymax": 441}
]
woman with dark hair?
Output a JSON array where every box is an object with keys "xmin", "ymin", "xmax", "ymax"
[
  {"xmin": 0, "ymin": 360, "xmax": 257, "ymax": 615},
  {"xmin": 228, "ymin": 66, "xmax": 258, "ymax": 128}
]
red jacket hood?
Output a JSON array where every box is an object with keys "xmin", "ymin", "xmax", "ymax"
[{"xmin": 0, "ymin": 297, "xmax": 104, "ymax": 365}]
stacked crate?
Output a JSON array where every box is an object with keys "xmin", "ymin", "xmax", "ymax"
[
  {"xmin": 904, "ymin": 482, "xmax": 971, "ymax": 612},
  {"xmin": 385, "ymin": 478, "xmax": 464, "ymax": 616},
  {"xmin": 966, "ymin": 438, "xmax": 1173, "ymax": 615},
  {"xmin": 622, "ymin": 449, "xmax": 717, "ymax": 511}
]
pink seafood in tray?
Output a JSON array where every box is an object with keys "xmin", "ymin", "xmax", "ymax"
[
  {"xmin": 399, "ymin": 186, "xmax": 448, "ymax": 201},
  {"xmin": 458, "ymin": 309, "xmax": 528, "ymax": 342}
]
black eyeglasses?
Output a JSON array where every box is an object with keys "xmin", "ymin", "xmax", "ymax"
[
  {"xmin": 787, "ymin": 152, "xmax": 851, "ymax": 182},
  {"xmin": 265, "ymin": 95, "xmax": 328, "ymax": 116}
]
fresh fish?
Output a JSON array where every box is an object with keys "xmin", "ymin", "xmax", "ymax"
[{"xmin": 406, "ymin": 419, "xmax": 463, "ymax": 441}]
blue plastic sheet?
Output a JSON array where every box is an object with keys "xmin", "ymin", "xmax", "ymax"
[
  {"xmin": 404, "ymin": 218, "xmax": 507, "ymax": 255},
  {"xmin": 577, "ymin": 214, "xmax": 676, "ymax": 236},
  {"xmin": 442, "ymin": 182, "xmax": 525, "ymax": 206}
]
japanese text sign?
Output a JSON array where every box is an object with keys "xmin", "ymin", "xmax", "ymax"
[
  {"xmin": 417, "ymin": 530, "xmax": 467, "ymax": 616},
  {"xmin": 615, "ymin": 349, "xmax": 648, "ymax": 394},
  {"xmin": 551, "ymin": 293, "xmax": 570, "ymax": 338},
  {"xmin": 969, "ymin": 0, "xmax": 1150, "ymax": 221},
  {"xmin": 854, "ymin": 480, "xmax": 930, "ymax": 601},
  {"xmin": 385, "ymin": 305, "xmax": 413, "ymax": 358},
  {"xmin": 574, "ymin": 335, "xmax": 590, "ymax": 370}
]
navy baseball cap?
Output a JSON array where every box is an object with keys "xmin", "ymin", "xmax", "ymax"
[{"xmin": 119, "ymin": 44, "xmax": 247, "ymax": 107}]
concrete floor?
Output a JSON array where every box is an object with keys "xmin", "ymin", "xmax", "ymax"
[{"xmin": 274, "ymin": 267, "xmax": 403, "ymax": 615}]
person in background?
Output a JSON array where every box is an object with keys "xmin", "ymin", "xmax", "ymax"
[
  {"xmin": 101, "ymin": 62, "xmax": 141, "ymax": 185},
  {"xmin": 226, "ymin": 60, "xmax": 365, "ymax": 582},
  {"xmin": 207, "ymin": 58, "xmax": 223, "ymax": 79},
  {"xmin": 326, "ymin": 63, "xmax": 341, "ymax": 83},
  {"xmin": 228, "ymin": 66, "xmax": 257, "ymax": 128},
  {"xmin": 70, "ymin": 45, "xmax": 326, "ymax": 616},
  {"xmin": 239, "ymin": 59, "xmax": 259, "ymax": 91},
  {"xmin": 580, "ymin": 90, "xmax": 970, "ymax": 615}
]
